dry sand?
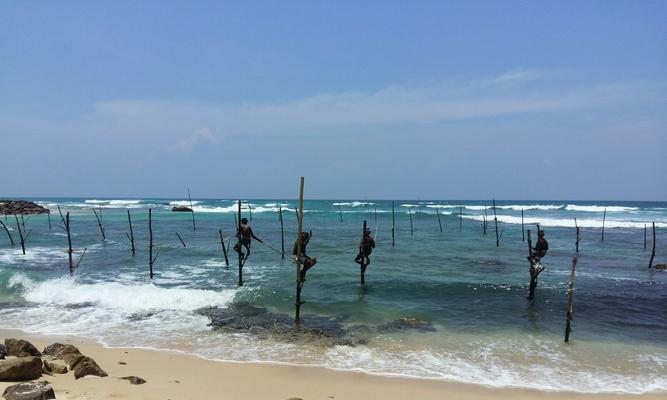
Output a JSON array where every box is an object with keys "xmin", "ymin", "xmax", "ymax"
[{"xmin": 1, "ymin": 329, "xmax": 663, "ymax": 400}]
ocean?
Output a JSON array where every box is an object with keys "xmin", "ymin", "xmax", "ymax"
[{"xmin": 0, "ymin": 198, "xmax": 665, "ymax": 393}]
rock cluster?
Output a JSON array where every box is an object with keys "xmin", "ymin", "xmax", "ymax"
[
  {"xmin": 0, "ymin": 201, "xmax": 49, "ymax": 215},
  {"xmin": 171, "ymin": 206, "xmax": 193, "ymax": 212},
  {"xmin": 1, "ymin": 338, "xmax": 110, "ymax": 399}
]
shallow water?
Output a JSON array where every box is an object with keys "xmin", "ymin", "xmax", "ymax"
[{"xmin": 0, "ymin": 198, "xmax": 665, "ymax": 393}]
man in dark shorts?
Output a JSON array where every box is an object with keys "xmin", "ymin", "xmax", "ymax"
[
  {"xmin": 355, "ymin": 228, "xmax": 376, "ymax": 265},
  {"xmin": 529, "ymin": 230, "xmax": 549, "ymax": 264},
  {"xmin": 234, "ymin": 218, "xmax": 263, "ymax": 261},
  {"xmin": 293, "ymin": 231, "xmax": 317, "ymax": 280}
]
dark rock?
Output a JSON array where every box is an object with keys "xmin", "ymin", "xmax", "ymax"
[
  {"xmin": 171, "ymin": 206, "xmax": 193, "ymax": 212},
  {"xmin": 51, "ymin": 344, "xmax": 83, "ymax": 368},
  {"xmin": 1, "ymin": 381, "xmax": 55, "ymax": 400},
  {"xmin": 0, "ymin": 357, "xmax": 42, "ymax": 381},
  {"xmin": 42, "ymin": 358, "xmax": 68, "ymax": 374},
  {"xmin": 41, "ymin": 343, "xmax": 66, "ymax": 357},
  {"xmin": 0, "ymin": 200, "xmax": 49, "ymax": 216},
  {"xmin": 120, "ymin": 375, "xmax": 146, "ymax": 385},
  {"xmin": 0, "ymin": 344, "xmax": 6, "ymax": 359},
  {"xmin": 377, "ymin": 317, "xmax": 436, "ymax": 333},
  {"xmin": 4, "ymin": 339, "xmax": 42, "ymax": 358},
  {"xmin": 73, "ymin": 356, "xmax": 107, "ymax": 379},
  {"xmin": 118, "ymin": 361, "xmax": 127, "ymax": 365}
]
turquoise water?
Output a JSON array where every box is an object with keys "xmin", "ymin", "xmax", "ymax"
[{"xmin": 1, "ymin": 198, "xmax": 665, "ymax": 393}]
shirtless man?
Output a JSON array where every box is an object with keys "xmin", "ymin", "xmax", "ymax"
[
  {"xmin": 234, "ymin": 218, "xmax": 263, "ymax": 261},
  {"xmin": 293, "ymin": 231, "xmax": 317, "ymax": 281},
  {"xmin": 354, "ymin": 228, "xmax": 376, "ymax": 266},
  {"xmin": 529, "ymin": 230, "xmax": 549, "ymax": 265}
]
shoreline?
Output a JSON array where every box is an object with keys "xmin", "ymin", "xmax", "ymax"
[{"xmin": 1, "ymin": 328, "xmax": 664, "ymax": 400}]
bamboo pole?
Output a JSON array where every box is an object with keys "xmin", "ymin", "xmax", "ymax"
[
  {"xmin": 219, "ymin": 229, "xmax": 229, "ymax": 267},
  {"xmin": 391, "ymin": 201, "xmax": 395, "ymax": 246},
  {"xmin": 408, "ymin": 208, "xmax": 413, "ymax": 236},
  {"xmin": 14, "ymin": 215, "xmax": 25, "ymax": 255},
  {"xmin": 175, "ymin": 232, "xmax": 187, "ymax": 247},
  {"xmin": 575, "ymin": 217, "xmax": 580, "ymax": 254},
  {"xmin": 338, "ymin": 204, "xmax": 343, "ymax": 222},
  {"xmin": 295, "ymin": 177, "xmax": 305, "ymax": 324},
  {"xmin": 237, "ymin": 200, "xmax": 243, "ymax": 286},
  {"xmin": 188, "ymin": 188, "xmax": 196, "ymax": 232},
  {"xmin": 279, "ymin": 206, "xmax": 285, "ymax": 259},
  {"xmin": 360, "ymin": 220, "xmax": 368, "ymax": 285},
  {"xmin": 521, "ymin": 208, "xmax": 525, "ymax": 242},
  {"xmin": 92, "ymin": 207, "xmax": 106, "ymax": 241},
  {"xmin": 436, "ymin": 206, "xmax": 442, "ymax": 233},
  {"xmin": 649, "ymin": 222, "xmax": 656, "ymax": 268},
  {"xmin": 148, "ymin": 208, "xmax": 157, "ymax": 279},
  {"xmin": 0, "ymin": 220, "xmax": 14, "ymax": 245},
  {"xmin": 493, "ymin": 199, "xmax": 499, "ymax": 247},
  {"xmin": 601, "ymin": 208, "xmax": 606, "ymax": 241},
  {"xmin": 127, "ymin": 210, "xmax": 135, "ymax": 255},
  {"xmin": 564, "ymin": 257, "xmax": 578, "ymax": 343}
]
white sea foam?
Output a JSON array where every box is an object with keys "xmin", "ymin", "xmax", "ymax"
[
  {"xmin": 463, "ymin": 214, "xmax": 665, "ymax": 228},
  {"xmin": 20, "ymin": 276, "xmax": 235, "ymax": 313},
  {"xmin": 169, "ymin": 200, "xmax": 201, "ymax": 207},
  {"xmin": 565, "ymin": 205, "xmax": 638, "ymax": 212},
  {"xmin": 426, "ymin": 205, "xmax": 458, "ymax": 209}
]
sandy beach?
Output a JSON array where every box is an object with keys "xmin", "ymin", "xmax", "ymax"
[{"xmin": 1, "ymin": 328, "xmax": 663, "ymax": 400}]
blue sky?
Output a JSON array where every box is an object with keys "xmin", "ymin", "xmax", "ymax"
[{"xmin": 1, "ymin": 1, "xmax": 665, "ymax": 200}]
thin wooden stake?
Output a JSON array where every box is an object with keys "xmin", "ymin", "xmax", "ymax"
[
  {"xmin": 14, "ymin": 215, "xmax": 25, "ymax": 255},
  {"xmin": 436, "ymin": 207, "xmax": 442, "ymax": 232},
  {"xmin": 219, "ymin": 228, "xmax": 229, "ymax": 267},
  {"xmin": 148, "ymin": 208, "xmax": 157, "ymax": 279},
  {"xmin": 188, "ymin": 188, "xmax": 196, "ymax": 232},
  {"xmin": 459, "ymin": 206, "xmax": 463, "ymax": 230},
  {"xmin": 0, "ymin": 220, "xmax": 14, "ymax": 245},
  {"xmin": 492, "ymin": 199, "xmax": 499, "ymax": 247},
  {"xmin": 408, "ymin": 208, "xmax": 413, "ymax": 236},
  {"xmin": 575, "ymin": 217, "xmax": 580, "ymax": 254},
  {"xmin": 601, "ymin": 208, "xmax": 606, "ymax": 241},
  {"xmin": 295, "ymin": 177, "xmax": 305, "ymax": 324},
  {"xmin": 175, "ymin": 232, "xmax": 187, "ymax": 247},
  {"xmin": 279, "ymin": 206, "xmax": 285, "ymax": 259},
  {"xmin": 649, "ymin": 222, "xmax": 656, "ymax": 268},
  {"xmin": 483, "ymin": 206, "xmax": 487, "ymax": 235},
  {"xmin": 237, "ymin": 200, "xmax": 243, "ymax": 286},
  {"xmin": 521, "ymin": 208, "xmax": 525, "ymax": 242},
  {"xmin": 644, "ymin": 224, "xmax": 647, "ymax": 250},
  {"xmin": 338, "ymin": 204, "xmax": 343, "ymax": 222},
  {"xmin": 564, "ymin": 257, "xmax": 578, "ymax": 343},
  {"xmin": 391, "ymin": 201, "xmax": 395, "ymax": 246},
  {"xmin": 360, "ymin": 220, "xmax": 368, "ymax": 285},
  {"xmin": 92, "ymin": 207, "xmax": 106, "ymax": 241},
  {"xmin": 66, "ymin": 212, "xmax": 74, "ymax": 274},
  {"xmin": 127, "ymin": 210, "xmax": 136, "ymax": 255}
]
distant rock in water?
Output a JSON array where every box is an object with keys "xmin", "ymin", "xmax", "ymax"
[
  {"xmin": 0, "ymin": 200, "xmax": 49, "ymax": 215},
  {"xmin": 172, "ymin": 206, "xmax": 193, "ymax": 212}
]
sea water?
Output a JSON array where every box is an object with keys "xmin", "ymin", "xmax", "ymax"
[{"xmin": 0, "ymin": 198, "xmax": 665, "ymax": 393}]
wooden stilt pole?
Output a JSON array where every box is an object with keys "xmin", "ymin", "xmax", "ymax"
[
  {"xmin": 237, "ymin": 200, "xmax": 243, "ymax": 286},
  {"xmin": 408, "ymin": 208, "xmax": 413, "ymax": 236},
  {"xmin": 521, "ymin": 208, "xmax": 525, "ymax": 242},
  {"xmin": 360, "ymin": 220, "xmax": 368, "ymax": 285},
  {"xmin": 601, "ymin": 208, "xmax": 606, "ymax": 242},
  {"xmin": 644, "ymin": 224, "xmax": 647, "ymax": 250},
  {"xmin": 279, "ymin": 206, "xmax": 285, "ymax": 259},
  {"xmin": 564, "ymin": 257, "xmax": 578, "ymax": 343},
  {"xmin": 0, "ymin": 220, "xmax": 14, "ymax": 246},
  {"xmin": 92, "ymin": 207, "xmax": 106, "ymax": 241},
  {"xmin": 483, "ymin": 206, "xmax": 487, "ymax": 235},
  {"xmin": 493, "ymin": 199, "xmax": 499, "ymax": 247},
  {"xmin": 526, "ymin": 229, "xmax": 544, "ymax": 300},
  {"xmin": 66, "ymin": 212, "xmax": 74, "ymax": 274},
  {"xmin": 459, "ymin": 206, "xmax": 463, "ymax": 230},
  {"xmin": 374, "ymin": 206, "xmax": 377, "ymax": 223},
  {"xmin": 649, "ymin": 222, "xmax": 656, "ymax": 268},
  {"xmin": 391, "ymin": 201, "xmax": 395, "ymax": 246},
  {"xmin": 127, "ymin": 210, "xmax": 135, "ymax": 255},
  {"xmin": 295, "ymin": 177, "xmax": 305, "ymax": 324},
  {"xmin": 14, "ymin": 215, "xmax": 25, "ymax": 255},
  {"xmin": 188, "ymin": 188, "xmax": 196, "ymax": 232},
  {"xmin": 219, "ymin": 228, "xmax": 229, "ymax": 267},
  {"xmin": 575, "ymin": 217, "xmax": 580, "ymax": 254},
  {"xmin": 338, "ymin": 204, "xmax": 343, "ymax": 222},
  {"xmin": 148, "ymin": 208, "xmax": 157, "ymax": 279},
  {"xmin": 175, "ymin": 232, "xmax": 187, "ymax": 247}
]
